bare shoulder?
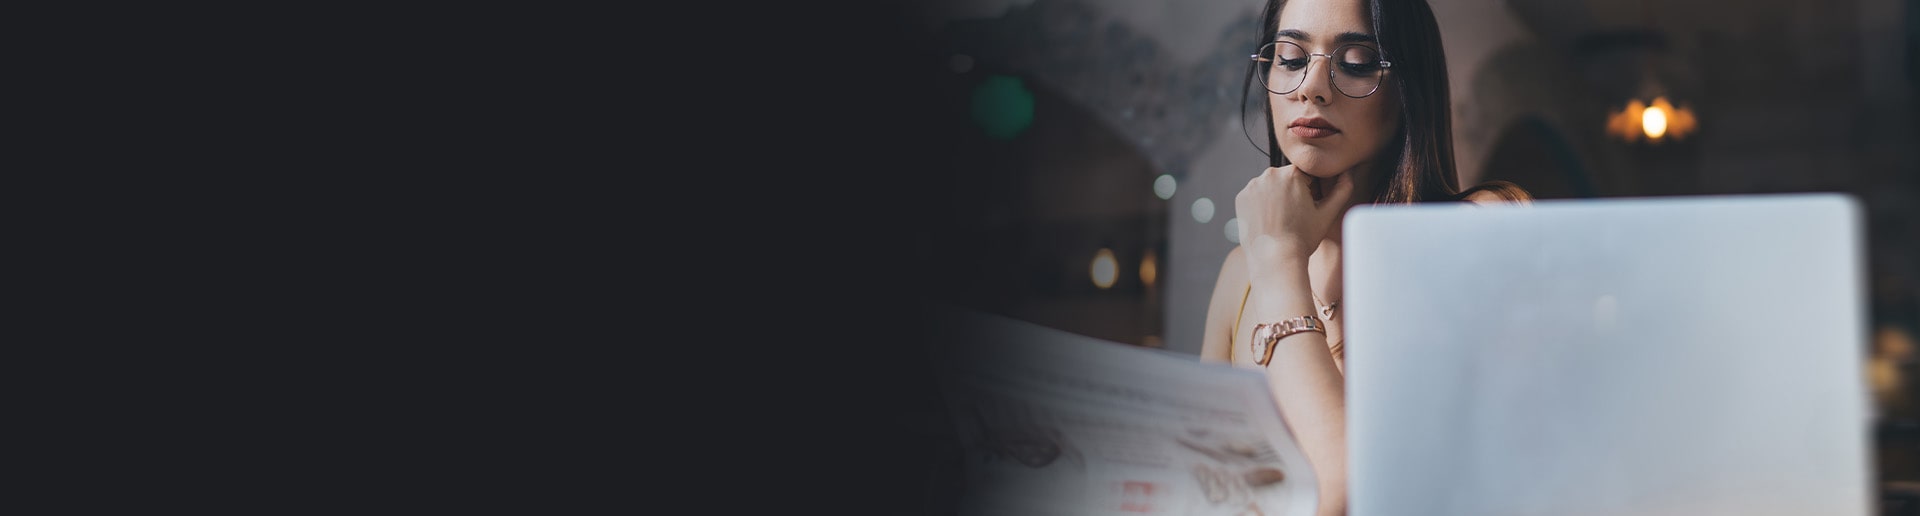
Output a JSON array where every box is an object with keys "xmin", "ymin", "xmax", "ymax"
[
  {"xmin": 1219, "ymin": 245, "xmax": 1248, "ymax": 282},
  {"xmin": 1465, "ymin": 189, "xmax": 1509, "ymax": 204},
  {"xmin": 1214, "ymin": 245, "xmax": 1257, "ymax": 295},
  {"xmin": 1206, "ymin": 246, "xmax": 1250, "ymax": 312},
  {"xmin": 1200, "ymin": 246, "xmax": 1252, "ymax": 362},
  {"xmin": 1458, "ymin": 180, "xmax": 1533, "ymax": 206}
]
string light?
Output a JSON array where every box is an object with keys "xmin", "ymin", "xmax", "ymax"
[
  {"xmin": 1139, "ymin": 249, "xmax": 1157, "ymax": 288},
  {"xmin": 1091, "ymin": 248, "xmax": 1118, "ymax": 289}
]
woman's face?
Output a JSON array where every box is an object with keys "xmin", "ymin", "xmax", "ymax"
[{"xmin": 1269, "ymin": 0, "xmax": 1401, "ymax": 179}]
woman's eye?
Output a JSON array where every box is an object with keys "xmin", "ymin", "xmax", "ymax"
[
  {"xmin": 1339, "ymin": 62, "xmax": 1379, "ymax": 75},
  {"xmin": 1279, "ymin": 58, "xmax": 1309, "ymax": 70}
]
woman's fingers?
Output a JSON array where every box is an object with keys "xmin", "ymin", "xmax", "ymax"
[
  {"xmin": 1263, "ymin": 165, "xmax": 1296, "ymax": 189},
  {"xmin": 1323, "ymin": 172, "xmax": 1356, "ymax": 208}
]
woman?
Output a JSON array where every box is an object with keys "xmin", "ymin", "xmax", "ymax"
[{"xmin": 1198, "ymin": 0, "xmax": 1528, "ymax": 513}]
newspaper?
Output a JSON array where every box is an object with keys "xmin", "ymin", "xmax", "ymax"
[{"xmin": 930, "ymin": 307, "xmax": 1319, "ymax": 516}]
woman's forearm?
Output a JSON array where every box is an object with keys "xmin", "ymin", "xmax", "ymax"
[{"xmin": 1248, "ymin": 263, "xmax": 1348, "ymax": 516}]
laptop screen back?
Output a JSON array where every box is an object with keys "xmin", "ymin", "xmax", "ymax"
[{"xmin": 1341, "ymin": 194, "xmax": 1870, "ymax": 516}]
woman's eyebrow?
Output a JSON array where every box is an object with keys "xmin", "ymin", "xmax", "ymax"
[{"xmin": 1276, "ymin": 29, "xmax": 1378, "ymax": 45}]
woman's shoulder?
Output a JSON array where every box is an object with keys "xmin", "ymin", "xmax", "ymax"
[
  {"xmin": 1456, "ymin": 180, "xmax": 1533, "ymax": 205},
  {"xmin": 1218, "ymin": 245, "xmax": 1248, "ymax": 282},
  {"xmin": 1201, "ymin": 245, "xmax": 1254, "ymax": 361},
  {"xmin": 1209, "ymin": 246, "xmax": 1251, "ymax": 301}
]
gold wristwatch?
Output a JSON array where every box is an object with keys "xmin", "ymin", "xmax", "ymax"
[{"xmin": 1251, "ymin": 315, "xmax": 1326, "ymax": 367}]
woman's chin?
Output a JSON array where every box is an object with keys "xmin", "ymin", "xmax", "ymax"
[{"xmin": 1289, "ymin": 158, "xmax": 1353, "ymax": 179}]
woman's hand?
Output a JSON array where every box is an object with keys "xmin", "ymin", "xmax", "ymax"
[{"xmin": 1234, "ymin": 165, "xmax": 1355, "ymax": 279}]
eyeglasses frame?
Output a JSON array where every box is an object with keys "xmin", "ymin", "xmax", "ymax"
[{"xmin": 1249, "ymin": 39, "xmax": 1393, "ymax": 99}]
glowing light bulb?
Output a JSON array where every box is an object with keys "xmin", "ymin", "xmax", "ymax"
[
  {"xmin": 1139, "ymin": 249, "xmax": 1157, "ymax": 288},
  {"xmin": 1091, "ymin": 248, "xmax": 1118, "ymax": 289},
  {"xmin": 1642, "ymin": 101, "xmax": 1669, "ymax": 140}
]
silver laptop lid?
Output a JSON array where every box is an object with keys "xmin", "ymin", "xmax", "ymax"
[{"xmin": 1342, "ymin": 194, "xmax": 1870, "ymax": 516}]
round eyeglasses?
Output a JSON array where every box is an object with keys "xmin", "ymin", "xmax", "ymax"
[{"xmin": 1251, "ymin": 41, "xmax": 1392, "ymax": 99}]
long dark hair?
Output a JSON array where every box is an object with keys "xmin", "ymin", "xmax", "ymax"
[{"xmin": 1243, "ymin": 0, "xmax": 1484, "ymax": 204}]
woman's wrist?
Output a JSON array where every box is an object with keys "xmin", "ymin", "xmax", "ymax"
[
  {"xmin": 1245, "ymin": 236, "xmax": 1312, "ymax": 272},
  {"xmin": 1246, "ymin": 253, "xmax": 1310, "ymax": 290}
]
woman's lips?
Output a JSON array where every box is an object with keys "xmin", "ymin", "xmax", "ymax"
[
  {"xmin": 1289, "ymin": 125, "xmax": 1339, "ymax": 138},
  {"xmin": 1288, "ymin": 117, "xmax": 1340, "ymax": 139}
]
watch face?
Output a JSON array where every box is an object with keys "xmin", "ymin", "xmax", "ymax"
[{"xmin": 1252, "ymin": 328, "xmax": 1271, "ymax": 366}]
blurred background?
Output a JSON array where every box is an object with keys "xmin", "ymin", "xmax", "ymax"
[{"xmin": 904, "ymin": 0, "xmax": 1920, "ymax": 512}]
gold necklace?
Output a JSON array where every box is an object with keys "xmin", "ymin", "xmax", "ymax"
[{"xmin": 1313, "ymin": 294, "xmax": 1339, "ymax": 321}]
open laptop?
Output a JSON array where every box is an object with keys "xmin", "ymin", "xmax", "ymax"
[{"xmin": 1341, "ymin": 193, "xmax": 1871, "ymax": 516}]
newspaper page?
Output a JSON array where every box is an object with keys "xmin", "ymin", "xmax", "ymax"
[{"xmin": 930, "ymin": 307, "xmax": 1319, "ymax": 516}]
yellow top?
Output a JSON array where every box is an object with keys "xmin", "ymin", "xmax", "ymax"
[{"xmin": 1231, "ymin": 283, "xmax": 1253, "ymax": 352}]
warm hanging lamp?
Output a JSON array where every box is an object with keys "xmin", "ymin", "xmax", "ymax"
[
  {"xmin": 1608, "ymin": 96, "xmax": 1697, "ymax": 143},
  {"xmin": 1604, "ymin": 0, "xmax": 1698, "ymax": 143}
]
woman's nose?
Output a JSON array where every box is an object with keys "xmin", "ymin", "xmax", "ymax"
[{"xmin": 1295, "ymin": 57, "xmax": 1334, "ymax": 105}]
